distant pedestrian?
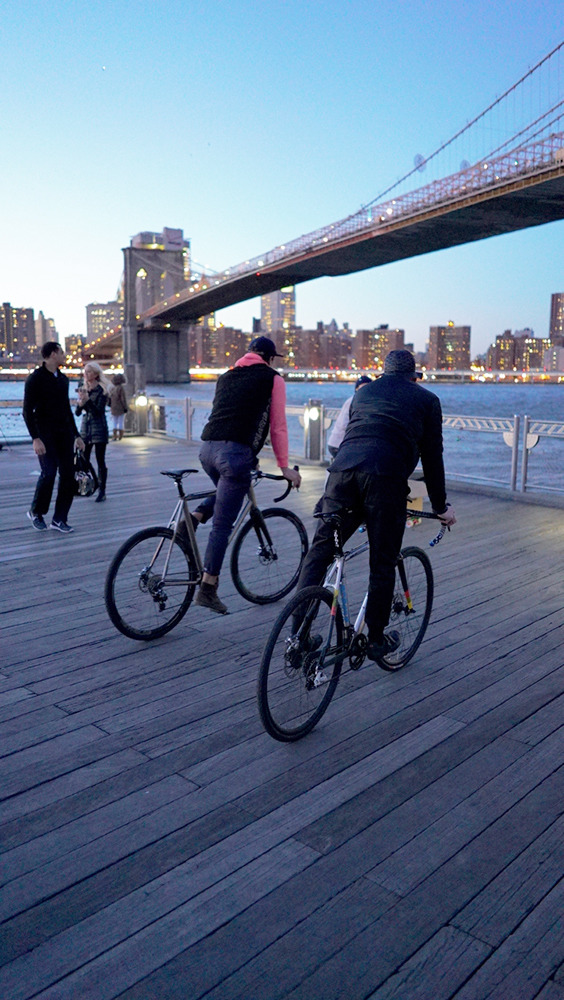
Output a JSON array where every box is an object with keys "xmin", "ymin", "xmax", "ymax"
[
  {"xmin": 23, "ymin": 341, "xmax": 85, "ymax": 533},
  {"xmin": 76, "ymin": 362, "xmax": 110, "ymax": 503},
  {"xmin": 109, "ymin": 373, "xmax": 128, "ymax": 441},
  {"xmin": 327, "ymin": 374, "xmax": 372, "ymax": 458}
]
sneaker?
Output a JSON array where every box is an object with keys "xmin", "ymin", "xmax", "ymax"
[
  {"xmin": 367, "ymin": 630, "xmax": 401, "ymax": 661},
  {"xmin": 194, "ymin": 582, "xmax": 229, "ymax": 614},
  {"xmin": 50, "ymin": 519, "xmax": 74, "ymax": 534},
  {"xmin": 27, "ymin": 511, "xmax": 47, "ymax": 531}
]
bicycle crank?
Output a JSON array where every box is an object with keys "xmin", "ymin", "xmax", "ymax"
[{"xmin": 349, "ymin": 633, "xmax": 368, "ymax": 670}]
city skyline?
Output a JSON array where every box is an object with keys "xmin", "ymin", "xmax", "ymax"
[{"xmin": 2, "ymin": 2, "xmax": 563, "ymax": 355}]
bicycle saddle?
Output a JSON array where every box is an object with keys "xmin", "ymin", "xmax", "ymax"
[{"xmin": 160, "ymin": 469, "xmax": 199, "ymax": 481}]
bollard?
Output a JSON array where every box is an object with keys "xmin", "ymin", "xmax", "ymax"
[
  {"xmin": 133, "ymin": 392, "xmax": 148, "ymax": 436},
  {"xmin": 304, "ymin": 399, "xmax": 323, "ymax": 461}
]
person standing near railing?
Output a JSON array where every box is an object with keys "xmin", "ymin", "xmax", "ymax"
[
  {"xmin": 327, "ymin": 374, "xmax": 372, "ymax": 458},
  {"xmin": 194, "ymin": 336, "xmax": 301, "ymax": 614}
]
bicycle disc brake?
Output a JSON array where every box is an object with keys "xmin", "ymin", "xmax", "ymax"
[
  {"xmin": 257, "ymin": 545, "xmax": 277, "ymax": 565},
  {"xmin": 142, "ymin": 573, "xmax": 168, "ymax": 611},
  {"xmin": 349, "ymin": 633, "xmax": 368, "ymax": 670}
]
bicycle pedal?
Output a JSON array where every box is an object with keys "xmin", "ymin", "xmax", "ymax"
[{"xmin": 311, "ymin": 669, "xmax": 328, "ymax": 688}]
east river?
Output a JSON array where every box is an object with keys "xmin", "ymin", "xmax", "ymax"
[{"xmin": 2, "ymin": 378, "xmax": 563, "ymax": 493}]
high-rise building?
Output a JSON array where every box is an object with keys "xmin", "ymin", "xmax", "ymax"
[
  {"xmin": 86, "ymin": 301, "xmax": 124, "ymax": 341},
  {"xmin": 350, "ymin": 325, "xmax": 405, "ymax": 369},
  {"xmin": 261, "ymin": 287, "xmax": 296, "ymax": 338},
  {"xmin": 427, "ymin": 323, "xmax": 470, "ymax": 370},
  {"xmin": 0, "ymin": 303, "xmax": 35, "ymax": 356},
  {"xmin": 543, "ymin": 345, "xmax": 564, "ymax": 370},
  {"xmin": 549, "ymin": 293, "xmax": 564, "ymax": 344},
  {"xmin": 488, "ymin": 330, "xmax": 516, "ymax": 370},
  {"xmin": 514, "ymin": 335, "xmax": 550, "ymax": 370}
]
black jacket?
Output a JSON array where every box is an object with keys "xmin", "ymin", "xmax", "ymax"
[
  {"xmin": 330, "ymin": 374, "xmax": 447, "ymax": 512},
  {"xmin": 23, "ymin": 364, "xmax": 79, "ymax": 442},
  {"xmin": 76, "ymin": 384, "xmax": 109, "ymax": 444},
  {"xmin": 201, "ymin": 364, "xmax": 276, "ymax": 455}
]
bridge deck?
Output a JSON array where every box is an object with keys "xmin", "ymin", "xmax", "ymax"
[{"xmin": 1, "ymin": 438, "xmax": 563, "ymax": 1000}]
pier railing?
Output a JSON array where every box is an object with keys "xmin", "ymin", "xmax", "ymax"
[
  {"xmin": 130, "ymin": 397, "xmax": 563, "ymax": 496},
  {"xmin": 3, "ymin": 396, "xmax": 564, "ymax": 496}
]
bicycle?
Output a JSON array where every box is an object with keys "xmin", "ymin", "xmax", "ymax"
[
  {"xmin": 104, "ymin": 466, "xmax": 308, "ymax": 640},
  {"xmin": 257, "ymin": 508, "xmax": 447, "ymax": 741}
]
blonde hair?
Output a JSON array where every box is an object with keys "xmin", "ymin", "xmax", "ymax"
[{"xmin": 84, "ymin": 362, "xmax": 111, "ymax": 396}]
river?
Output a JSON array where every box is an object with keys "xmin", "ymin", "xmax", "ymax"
[{"xmin": 2, "ymin": 378, "xmax": 563, "ymax": 492}]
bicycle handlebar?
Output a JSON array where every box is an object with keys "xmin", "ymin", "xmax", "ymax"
[
  {"xmin": 406, "ymin": 508, "xmax": 449, "ymax": 547},
  {"xmin": 255, "ymin": 466, "xmax": 300, "ymax": 503}
]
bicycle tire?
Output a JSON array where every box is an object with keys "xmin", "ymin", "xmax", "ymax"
[
  {"xmin": 230, "ymin": 507, "xmax": 309, "ymax": 605},
  {"xmin": 105, "ymin": 527, "xmax": 198, "ymax": 640},
  {"xmin": 379, "ymin": 545, "xmax": 433, "ymax": 671},
  {"xmin": 257, "ymin": 585, "xmax": 344, "ymax": 741}
]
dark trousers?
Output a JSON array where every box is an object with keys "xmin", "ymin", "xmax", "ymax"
[
  {"xmin": 84, "ymin": 442, "xmax": 107, "ymax": 491},
  {"xmin": 295, "ymin": 470, "xmax": 408, "ymax": 641},
  {"xmin": 199, "ymin": 440, "xmax": 255, "ymax": 577},
  {"xmin": 31, "ymin": 434, "xmax": 75, "ymax": 523}
]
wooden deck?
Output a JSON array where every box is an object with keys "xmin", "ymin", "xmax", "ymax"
[{"xmin": 1, "ymin": 436, "xmax": 563, "ymax": 1000}]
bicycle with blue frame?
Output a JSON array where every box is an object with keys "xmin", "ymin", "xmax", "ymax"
[{"xmin": 257, "ymin": 507, "xmax": 447, "ymax": 741}]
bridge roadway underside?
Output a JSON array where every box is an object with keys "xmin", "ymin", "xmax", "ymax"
[{"xmin": 145, "ymin": 170, "xmax": 564, "ymax": 325}]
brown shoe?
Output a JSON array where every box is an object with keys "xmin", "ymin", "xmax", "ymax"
[{"xmin": 194, "ymin": 582, "xmax": 229, "ymax": 615}]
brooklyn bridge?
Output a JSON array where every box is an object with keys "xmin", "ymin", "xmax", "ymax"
[{"xmin": 86, "ymin": 42, "xmax": 564, "ymax": 382}]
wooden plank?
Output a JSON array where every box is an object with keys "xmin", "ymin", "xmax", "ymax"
[
  {"xmin": 367, "ymin": 926, "xmax": 491, "ymax": 999},
  {"xmin": 2, "ymin": 438, "xmax": 564, "ymax": 999}
]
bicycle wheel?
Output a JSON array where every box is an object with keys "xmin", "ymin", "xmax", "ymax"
[
  {"xmin": 231, "ymin": 507, "xmax": 309, "ymax": 604},
  {"xmin": 105, "ymin": 527, "xmax": 198, "ymax": 640},
  {"xmin": 380, "ymin": 545, "xmax": 433, "ymax": 671},
  {"xmin": 257, "ymin": 585, "xmax": 344, "ymax": 741}
]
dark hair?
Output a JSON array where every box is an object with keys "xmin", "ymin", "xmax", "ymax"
[{"xmin": 41, "ymin": 342, "xmax": 63, "ymax": 359}]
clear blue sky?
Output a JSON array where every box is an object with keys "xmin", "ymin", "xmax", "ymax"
[{"xmin": 2, "ymin": 0, "xmax": 563, "ymax": 356}]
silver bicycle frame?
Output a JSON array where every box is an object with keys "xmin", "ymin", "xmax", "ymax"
[
  {"xmin": 158, "ymin": 482, "xmax": 260, "ymax": 583},
  {"xmin": 323, "ymin": 536, "xmax": 370, "ymax": 635}
]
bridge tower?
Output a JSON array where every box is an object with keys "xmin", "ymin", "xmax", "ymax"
[{"xmin": 122, "ymin": 228, "xmax": 192, "ymax": 384}]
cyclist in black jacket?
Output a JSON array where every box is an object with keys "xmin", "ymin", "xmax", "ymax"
[
  {"xmin": 23, "ymin": 342, "xmax": 84, "ymax": 533},
  {"xmin": 294, "ymin": 350, "xmax": 456, "ymax": 660}
]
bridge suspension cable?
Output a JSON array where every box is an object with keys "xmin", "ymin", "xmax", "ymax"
[{"xmin": 359, "ymin": 40, "xmax": 564, "ymax": 215}]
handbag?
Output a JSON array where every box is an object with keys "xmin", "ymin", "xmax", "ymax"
[{"xmin": 74, "ymin": 449, "xmax": 99, "ymax": 497}]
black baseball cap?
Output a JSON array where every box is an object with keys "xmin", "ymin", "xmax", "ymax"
[{"xmin": 249, "ymin": 336, "xmax": 284, "ymax": 359}]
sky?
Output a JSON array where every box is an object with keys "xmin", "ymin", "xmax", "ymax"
[{"xmin": 2, "ymin": 0, "xmax": 564, "ymax": 357}]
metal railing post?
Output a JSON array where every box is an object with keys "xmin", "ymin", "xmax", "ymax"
[
  {"xmin": 184, "ymin": 397, "xmax": 192, "ymax": 441},
  {"xmin": 510, "ymin": 414, "xmax": 520, "ymax": 491},
  {"xmin": 520, "ymin": 414, "xmax": 530, "ymax": 491}
]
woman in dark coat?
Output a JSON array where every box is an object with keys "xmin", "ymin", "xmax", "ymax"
[{"xmin": 76, "ymin": 362, "xmax": 110, "ymax": 502}]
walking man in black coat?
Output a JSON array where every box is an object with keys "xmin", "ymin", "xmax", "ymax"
[{"xmin": 23, "ymin": 342, "xmax": 84, "ymax": 533}]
